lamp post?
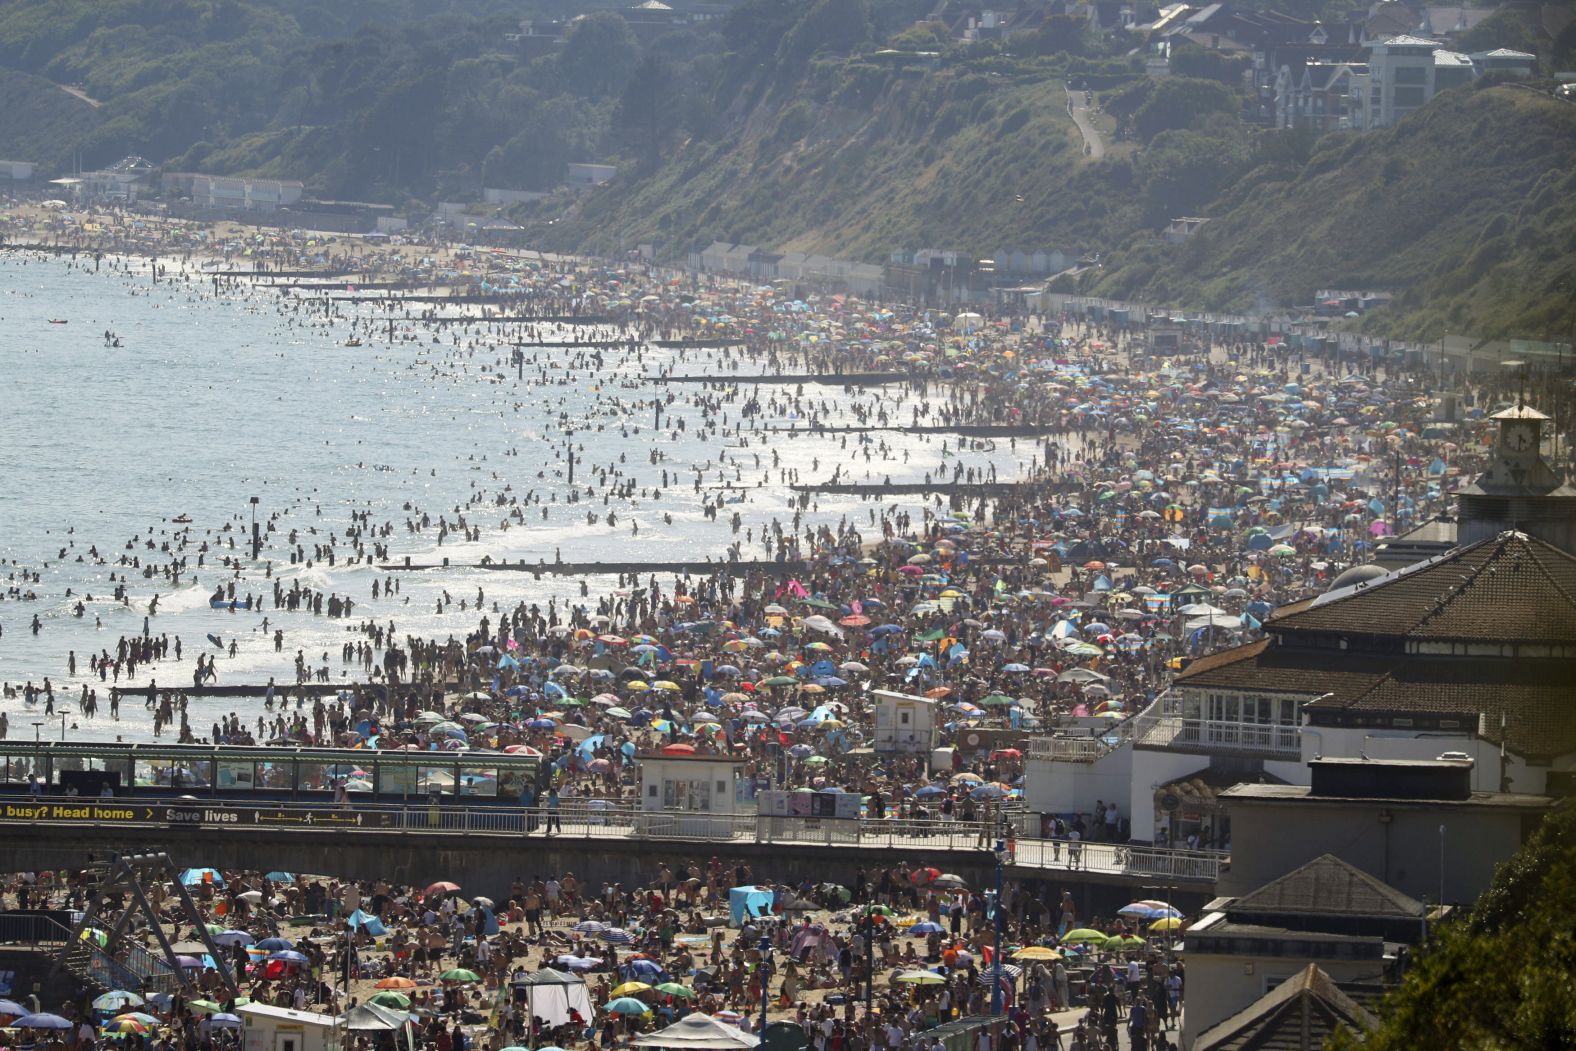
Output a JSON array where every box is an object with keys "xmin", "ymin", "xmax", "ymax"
[
  {"xmin": 1438, "ymin": 824, "xmax": 1446, "ymax": 910},
  {"xmin": 758, "ymin": 933, "xmax": 772, "ymax": 1036},
  {"xmin": 865, "ymin": 907, "xmax": 875, "ymax": 1020},
  {"xmin": 31, "ymin": 721, "xmax": 43, "ymax": 793},
  {"xmin": 991, "ymin": 838, "xmax": 1006, "ymax": 1015}
]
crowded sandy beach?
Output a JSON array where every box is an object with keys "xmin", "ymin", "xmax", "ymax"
[{"xmin": 0, "ymin": 197, "xmax": 1544, "ymax": 1051}]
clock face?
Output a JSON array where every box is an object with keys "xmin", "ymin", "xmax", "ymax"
[{"xmin": 1503, "ymin": 421, "xmax": 1537, "ymax": 453}]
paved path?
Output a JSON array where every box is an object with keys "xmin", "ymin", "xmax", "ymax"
[
  {"xmin": 1066, "ymin": 87, "xmax": 1105, "ymax": 160},
  {"xmin": 57, "ymin": 83, "xmax": 103, "ymax": 109}
]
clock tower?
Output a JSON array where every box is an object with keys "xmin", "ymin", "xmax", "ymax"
[{"xmin": 1457, "ymin": 404, "xmax": 1576, "ymax": 552}]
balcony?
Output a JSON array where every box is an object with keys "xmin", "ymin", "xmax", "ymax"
[
  {"xmin": 1027, "ymin": 735, "xmax": 1122, "ymax": 763},
  {"xmin": 1134, "ymin": 712, "xmax": 1300, "ymax": 760}
]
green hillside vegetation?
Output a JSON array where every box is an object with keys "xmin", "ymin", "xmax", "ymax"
[
  {"xmin": 543, "ymin": 61, "xmax": 1140, "ymax": 261},
  {"xmin": 1089, "ymin": 85, "xmax": 1576, "ymax": 341},
  {"xmin": 0, "ymin": 0, "xmax": 1573, "ymax": 344},
  {"xmin": 1331, "ymin": 799, "xmax": 1576, "ymax": 1050},
  {"xmin": 0, "ymin": 68, "xmax": 103, "ymax": 169},
  {"xmin": 0, "ymin": 0, "xmax": 624, "ymax": 189}
]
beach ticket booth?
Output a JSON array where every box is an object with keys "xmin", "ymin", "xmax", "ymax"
[
  {"xmin": 871, "ymin": 690, "xmax": 939, "ymax": 757},
  {"xmin": 638, "ymin": 753, "xmax": 753, "ymax": 838},
  {"xmin": 240, "ymin": 1003, "xmax": 341, "ymax": 1051}
]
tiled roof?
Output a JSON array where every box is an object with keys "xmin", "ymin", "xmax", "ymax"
[
  {"xmin": 1174, "ymin": 637, "xmax": 1273, "ymax": 683},
  {"xmin": 1268, "ymin": 532, "xmax": 1576, "ymax": 645},
  {"xmin": 1229, "ymin": 854, "xmax": 1422, "ymax": 921},
  {"xmin": 1195, "ymin": 964, "xmax": 1376, "ymax": 1051},
  {"xmin": 1170, "ymin": 533, "xmax": 1576, "ymax": 760}
]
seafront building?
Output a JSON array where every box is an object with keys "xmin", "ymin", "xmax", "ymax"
[{"xmin": 1024, "ymin": 403, "xmax": 1576, "ymax": 850}]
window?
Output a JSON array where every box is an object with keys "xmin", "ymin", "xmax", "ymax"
[
  {"xmin": 1394, "ymin": 85, "xmax": 1426, "ymax": 107},
  {"xmin": 663, "ymin": 778, "xmax": 712, "ymax": 810},
  {"xmin": 379, "ymin": 763, "xmax": 419, "ymax": 797},
  {"xmin": 498, "ymin": 768, "xmax": 531, "ymax": 801},
  {"xmin": 459, "ymin": 766, "xmax": 499, "ymax": 797},
  {"xmin": 255, "ymin": 761, "xmax": 293, "ymax": 790},
  {"xmin": 134, "ymin": 759, "xmax": 212, "ymax": 789},
  {"xmin": 296, "ymin": 762, "xmax": 332, "ymax": 793},
  {"xmin": 1393, "ymin": 65, "xmax": 1426, "ymax": 85},
  {"xmin": 216, "ymin": 761, "xmax": 254, "ymax": 790},
  {"xmin": 419, "ymin": 767, "xmax": 454, "ymax": 796}
]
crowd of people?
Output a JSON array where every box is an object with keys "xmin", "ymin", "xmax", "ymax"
[
  {"xmin": 0, "ymin": 856, "xmax": 1188, "ymax": 1051},
  {"xmin": 0, "ymin": 198, "xmax": 1564, "ymax": 1051}
]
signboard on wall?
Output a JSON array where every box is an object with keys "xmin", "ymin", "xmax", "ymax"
[{"xmin": 756, "ymin": 790, "xmax": 861, "ymax": 820}]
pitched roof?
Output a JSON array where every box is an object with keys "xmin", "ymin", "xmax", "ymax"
[
  {"xmin": 1364, "ymin": 1, "xmax": 1416, "ymax": 37},
  {"xmin": 1268, "ymin": 531, "xmax": 1576, "ymax": 645},
  {"xmin": 1230, "ymin": 854, "xmax": 1423, "ymax": 921},
  {"xmin": 1378, "ymin": 33, "xmax": 1443, "ymax": 47},
  {"xmin": 1194, "ymin": 964, "xmax": 1376, "ymax": 1051}
]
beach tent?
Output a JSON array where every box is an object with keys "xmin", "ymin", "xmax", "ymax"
[
  {"xmin": 633, "ymin": 1012, "xmax": 761, "ymax": 1049},
  {"xmin": 346, "ymin": 910, "xmax": 387, "ymax": 937},
  {"xmin": 344, "ymin": 1001, "xmax": 413, "ymax": 1050},
  {"xmin": 512, "ymin": 968, "xmax": 594, "ymax": 1030},
  {"xmin": 728, "ymin": 886, "xmax": 775, "ymax": 928},
  {"xmin": 343, "ymin": 1002, "xmax": 405, "ymax": 1032},
  {"xmin": 180, "ymin": 868, "xmax": 225, "ymax": 888}
]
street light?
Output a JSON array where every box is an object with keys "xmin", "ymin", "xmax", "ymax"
[
  {"xmin": 31, "ymin": 721, "xmax": 44, "ymax": 793},
  {"xmin": 991, "ymin": 838, "xmax": 1007, "ymax": 1015},
  {"xmin": 758, "ymin": 933, "xmax": 772, "ymax": 1036},
  {"xmin": 865, "ymin": 905, "xmax": 875, "ymax": 1020}
]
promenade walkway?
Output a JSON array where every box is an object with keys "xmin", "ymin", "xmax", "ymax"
[{"xmin": 0, "ymin": 797, "xmax": 1225, "ymax": 887}]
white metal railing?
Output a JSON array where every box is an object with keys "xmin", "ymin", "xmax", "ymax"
[
  {"xmin": 1027, "ymin": 735, "xmax": 1122, "ymax": 762},
  {"xmin": 1007, "ymin": 838, "xmax": 1226, "ymax": 883},
  {"xmin": 1135, "ymin": 713, "xmax": 1299, "ymax": 758}
]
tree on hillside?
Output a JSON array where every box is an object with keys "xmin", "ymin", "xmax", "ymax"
[
  {"xmin": 1137, "ymin": 122, "xmax": 1248, "ymax": 225},
  {"xmin": 889, "ymin": 22, "xmax": 951, "ymax": 51},
  {"xmin": 1024, "ymin": 14, "xmax": 1090, "ymax": 57},
  {"xmin": 722, "ymin": 0, "xmax": 802, "ymax": 58},
  {"xmin": 777, "ymin": 0, "xmax": 873, "ymax": 69},
  {"xmin": 1133, "ymin": 75, "xmax": 1238, "ymax": 141},
  {"xmin": 1455, "ymin": 10, "xmax": 1538, "ymax": 60},
  {"xmin": 1332, "ymin": 800, "xmax": 1576, "ymax": 1050},
  {"xmin": 1169, "ymin": 41, "xmax": 1251, "ymax": 85},
  {"xmin": 558, "ymin": 12, "xmax": 641, "ymax": 98},
  {"xmin": 482, "ymin": 95, "xmax": 603, "ymax": 191},
  {"xmin": 613, "ymin": 54, "xmax": 685, "ymax": 169}
]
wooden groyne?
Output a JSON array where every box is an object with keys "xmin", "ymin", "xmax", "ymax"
[
  {"xmin": 375, "ymin": 558, "xmax": 810, "ymax": 575},
  {"xmin": 789, "ymin": 482, "xmax": 1028, "ymax": 496},
  {"xmin": 652, "ymin": 372, "xmax": 909, "ymax": 386},
  {"xmin": 766, "ymin": 424, "xmax": 1052, "ymax": 437},
  {"xmin": 110, "ymin": 682, "xmax": 346, "ymax": 699}
]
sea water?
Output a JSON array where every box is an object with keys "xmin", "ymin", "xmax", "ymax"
[{"xmin": 0, "ymin": 256, "xmax": 1040, "ymax": 743}]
